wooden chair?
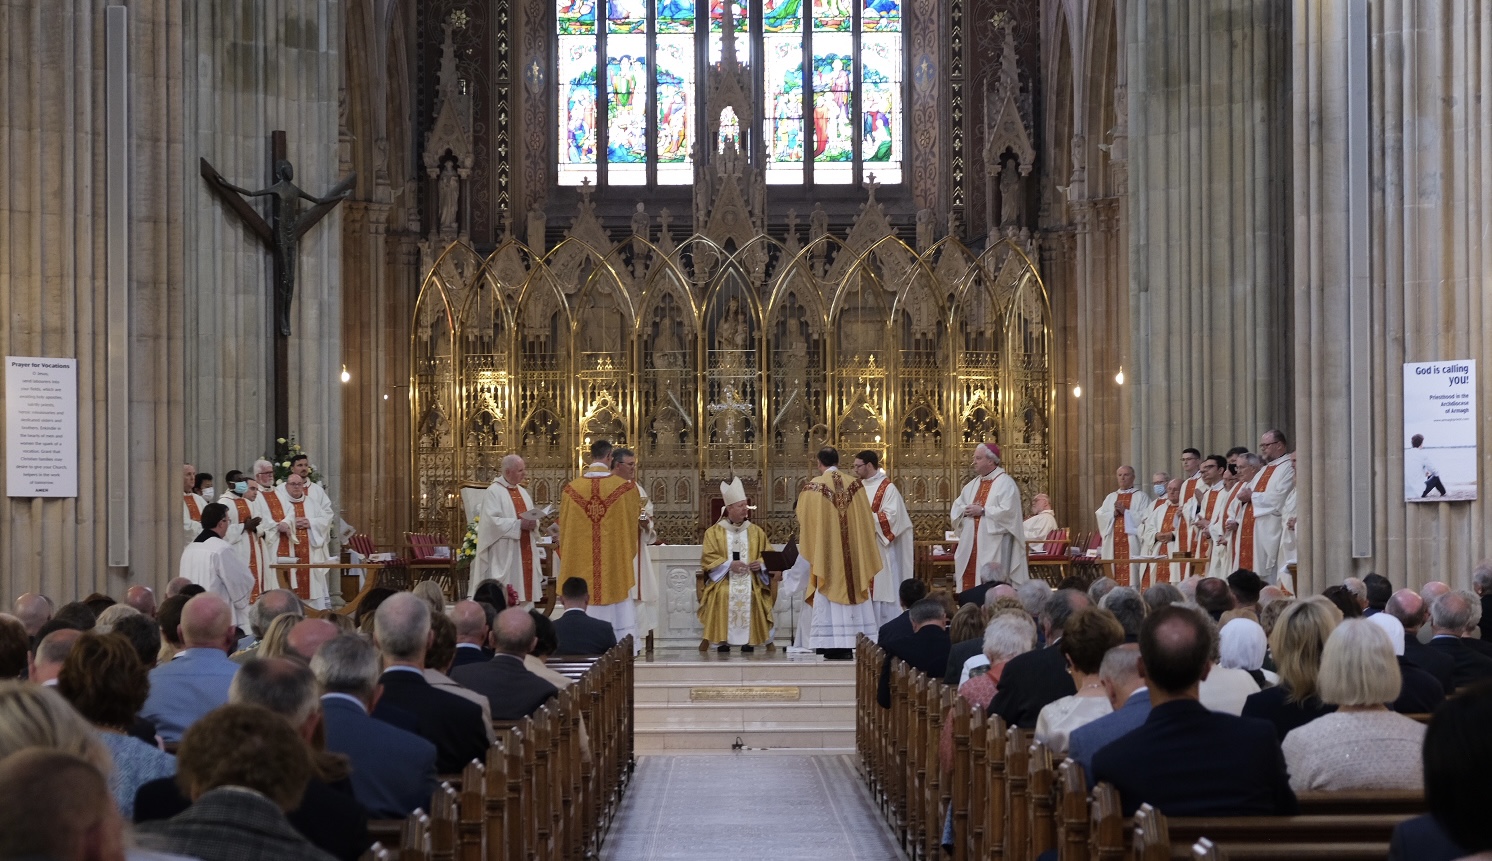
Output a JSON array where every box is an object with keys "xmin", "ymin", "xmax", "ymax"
[{"xmin": 406, "ymin": 531, "xmax": 458, "ymax": 600}]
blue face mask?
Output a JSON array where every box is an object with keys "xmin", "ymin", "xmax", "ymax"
[
  {"xmin": 233, "ymin": 481, "xmax": 249, "ymax": 495},
  {"xmin": 1152, "ymin": 483, "xmax": 1166, "ymax": 497}
]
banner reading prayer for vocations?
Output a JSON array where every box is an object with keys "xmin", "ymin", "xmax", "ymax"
[
  {"xmin": 6, "ymin": 357, "xmax": 79, "ymax": 498},
  {"xmin": 1403, "ymin": 360, "xmax": 1476, "ymax": 502}
]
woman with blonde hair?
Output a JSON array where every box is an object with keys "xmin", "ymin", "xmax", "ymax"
[
  {"xmin": 1282, "ymin": 619, "xmax": 1425, "ymax": 791},
  {"xmin": 0, "ymin": 681, "xmax": 113, "ymax": 777},
  {"xmin": 1242, "ymin": 596, "xmax": 1340, "ymax": 740},
  {"xmin": 255, "ymin": 613, "xmax": 299, "ymax": 660}
]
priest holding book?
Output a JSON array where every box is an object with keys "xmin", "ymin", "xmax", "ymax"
[{"xmin": 698, "ymin": 478, "xmax": 774, "ymax": 653}]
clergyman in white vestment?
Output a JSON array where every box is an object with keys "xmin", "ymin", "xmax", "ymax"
[
  {"xmin": 179, "ymin": 503, "xmax": 257, "ymax": 631},
  {"xmin": 611, "ymin": 448, "xmax": 658, "ymax": 638},
  {"xmin": 852, "ymin": 450, "xmax": 915, "ymax": 627},
  {"xmin": 265, "ymin": 474, "xmax": 334, "ymax": 609},
  {"xmin": 287, "ymin": 454, "xmax": 339, "ymax": 605},
  {"xmin": 471, "ymin": 454, "xmax": 544, "ymax": 604},
  {"xmin": 950, "ymin": 442, "xmax": 1028, "ymax": 588},
  {"xmin": 1235, "ymin": 430, "xmax": 1295, "ymax": 584},
  {"xmin": 1095, "ymin": 466, "xmax": 1151, "ymax": 585}
]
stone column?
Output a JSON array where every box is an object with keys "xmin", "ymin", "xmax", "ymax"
[
  {"xmin": 0, "ymin": 0, "xmax": 186, "ymax": 597},
  {"xmin": 1127, "ymin": 0, "xmax": 1292, "ymax": 475},
  {"xmin": 1293, "ymin": 1, "xmax": 1492, "ymax": 591},
  {"xmin": 181, "ymin": 0, "xmax": 344, "ymax": 497}
]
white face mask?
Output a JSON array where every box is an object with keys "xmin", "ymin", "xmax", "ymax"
[
  {"xmin": 201, "ymin": 487, "xmax": 215, "ymax": 502},
  {"xmin": 1152, "ymin": 483, "xmax": 1165, "ymax": 497}
]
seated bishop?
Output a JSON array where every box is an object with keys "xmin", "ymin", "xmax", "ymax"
[{"xmin": 698, "ymin": 478, "xmax": 774, "ymax": 653}]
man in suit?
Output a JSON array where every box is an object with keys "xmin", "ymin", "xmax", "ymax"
[
  {"xmin": 1362, "ymin": 572, "xmax": 1392, "ymax": 617},
  {"xmin": 552, "ymin": 577, "xmax": 619, "ymax": 656},
  {"xmin": 1428, "ymin": 590, "xmax": 1492, "ymax": 689},
  {"xmin": 1091, "ymin": 605, "xmax": 1297, "ymax": 817},
  {"xmin": 136, "ymin": 703, "xmax": 344, "ymax": 861},
  {"xmin": 140, "ymin": 593, "xmax": 242, "ymax": 742},
  {"xmin": 877, "ymin": 598, "xmax": 950, "ymax": 708},
  {"xmin": 1388, "ymin": 588, "xmax": 1455, "ymax": 692},
  {"xmin": 988, "ymin": 588, "xmax": 1090, "ymax": 728},
  {"xmin": 449, "ymin": 600, "xmax": 494, "ymax": 669},
  {"xmin": 452, "ymin": 607, "xmax": 560, "ymax": 720},
  {"xmin": 312, "ymin": 634, "xmax": 439, "ymax": 818},
  {"xmin": 371, "ymin": 592, "xmax": 491, "ymax": 773},
  {"xmin": 1067, "ymin": 644, "xmax": 1150, "ymax": 783},
  {"xmin": 878, "ymin": 579, "xmax": 928, "ymax": 647}
]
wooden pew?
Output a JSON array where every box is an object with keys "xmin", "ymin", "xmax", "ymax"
[
  {"xmin": 1055, "ymin": 759, "xmax": 1090, "ymax": 861},
  {"xmin": 1003, "ymin": 725, "xmax": 1031, "ymax": 861},
  {"xmin": 1026, "ymin": 739, "xmax": 1057, "ymax": 861},
  {"xmin": 1189, "ymin": 837, "xmax": 1390, "ymax": 860}
]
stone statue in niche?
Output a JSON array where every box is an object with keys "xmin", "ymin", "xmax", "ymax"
[
  {"xmin": 916, "ymin": 208, "xmax": 935, "ymax": 251},
  {"xmin": 810, "ymin": 203, "xmax": 829, "ymax": 243},
  {"xmin": 419, "ymin": 400, "xmax": 452, "ymax": 448},
  {"xmin": 715, "ymin": 297, "xmax": 750, "ymax": 366},
  {"xmin": 631, "ymin": 201, "xmax": 650, "ymax": 239},
  {"xmin": 653, "ymin": 311, "xmax": 685, "ymax": 368},
  {"xmin": 438, "ymin": 161, "xmax": 460, "ymax": 234},
  {"xmin": 1000, "ymin": 163, "xmax": 1023, "ymax": 227},
  {"xmin": 526, "ymin": 204, "xmax": 547, "ymax": 252}
]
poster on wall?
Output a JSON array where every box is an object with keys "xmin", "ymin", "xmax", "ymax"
[
  {"xmin": 1403, "ymin": 360, "xmax": 1476, "ymax": 502},
  {"xmin": 5, "ymin": 357, "xmax": 79, "ymax": 498}
]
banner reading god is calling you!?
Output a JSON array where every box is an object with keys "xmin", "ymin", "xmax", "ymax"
[{"xmin": 1403, "ymin": 360, "xmax": 1476, "ymax": 502}]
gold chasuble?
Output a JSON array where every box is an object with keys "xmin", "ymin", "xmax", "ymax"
[
  {"xmin": 698, "ymin": 519, "xmax": 774, "ymax": 646},
  {"xmin": 796, "ymin": 469, "xmax": 882, "ymax": 606},
  {"xmin": 558, "ymin": 473, "xmax": 643, "ymax": 605}
]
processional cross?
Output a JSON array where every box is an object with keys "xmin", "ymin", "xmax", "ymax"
[{"xmin": 199, "ymin": 130, "xmax": 356, "ymax": 439}]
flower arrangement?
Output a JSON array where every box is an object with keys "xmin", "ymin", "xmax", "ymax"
[
  {"xmin": 458, "ymin": 515, "xmax": 480, "ymax": 562},
  {"xmin": 265, "ymin": 435, "xmax": 324, "ymax": 485}
]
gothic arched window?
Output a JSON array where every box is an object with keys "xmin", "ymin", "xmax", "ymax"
[{"xmin": 556, "ymin": 0, "xmax": 903, "ymax": 187}]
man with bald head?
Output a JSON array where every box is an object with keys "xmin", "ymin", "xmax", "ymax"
[
  {"xmin": 285, "ymin": 618, "xmax": 339, "ymax": 664},
  {"xmin": 449, "ymin": 600, "xmax": 493, "ymax": 668},
  {"xmin": 471, "ymin": 453, "xmax": 544, "ymax": 605},
  {"xmin": 1096, "ymin": 465, "xmax": 1151, "ymax": 585},
  {"xmin": 124, "ymin": 586, "xmax": 157, "ymax": 618},
  {"xmin": 139, "ymin": 593, "xmax": 241, "ymax": 742},
  {"xmin": 12, "ymin": 592, "xmax": 52, "ymax": 638},
  {"xmin": 29, "ymin": 628, "xmax": 82, "ymax": 685},
  {"xmin": 450, "ymin": 607, "xmax": 559, "ymax": 720},
  {"xmin": 1023, "ymin": 493, "xmax": 1058, "ymax": 541}
]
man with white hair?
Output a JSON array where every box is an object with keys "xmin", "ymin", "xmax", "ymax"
[
  {"xmin": 1427, "ymin": 590, "xmax": 1492, "ymax": 688},
  {"xmin": 1023, "ymin": 493, "xmax": 1058, "ymax": 540},
  {"xmin": 1096, "ymin": 466, "xmax": 1151, "ymax": 585},
  {"xmin": 1341, "ymin": 577, "xmax": 1369, "ymax": 611},
  {"xmin": 852, "ymin": 450, "xmax": 915, "ymax": 627},
  {"xmin": 950, "ymin": 442, "xmax": 1028, "ymax": 589},
  {"xmin": 265, "ymin": 473, "xmax": 334, "ymax": 609},
  {"xmin": 11, "ymin": 593, "xmax": 52, "ymax": 638},
  {"xmin": 471, "ymin": 454, "xmax": 543, "ymax": 604},
  {"xmin": 1366, "ymin": 612, "xmax": 1446, "ymax": 714},
  {"xmin": 1068, "ymin": 644, "xmax": 1150, "ymax": 781}
]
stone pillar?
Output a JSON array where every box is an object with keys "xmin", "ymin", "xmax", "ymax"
[
  {"xmin": 0, "ymin": 0, "xmax": 186, "ymax": 596},
  {"xmin": 1293, "ymin": 1, "xmax": 1492, "ymax": 591},
  {"xmin": 181, "ymin": 0, "xmax": 344, "ymax": 498},
  {"xmin": 1127, "ymin": 0, "xmax": 1292, "ymax": 475}
]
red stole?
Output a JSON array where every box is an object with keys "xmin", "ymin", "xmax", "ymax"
[
  {"xmin": 184, "ymin": 494, "xmax": 201, "ymax": 522},
  {"xmin": 1112, "ymin": 491, "xmax": 1135, "ymax": 583},
  {"xmin": 264, "ymin": 493, "xmax": 311, "ymax": 599},
  {"xmin": 1235, "ymin": 466, "xmax": 1278, "ymax": 572},
  {"xmin": 229, "ymin": 497, "xmax": 262, "ymax": 600},
  {"xmin": 506, "ymin": 485, "xmax": 536, "ymax": 599},
  {"xmin": 961, "ymin": 478, "xmax": 994, "ymax": 591}
]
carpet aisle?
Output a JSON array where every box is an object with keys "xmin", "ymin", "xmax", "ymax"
[{"xmin": 600, "ymin": 754, "xmax": 908, "ymax": 861}]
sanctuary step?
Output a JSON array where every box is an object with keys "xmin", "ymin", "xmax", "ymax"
[{"xmin": 634, "ymin": 648, "xmax": 856, "ymax": 753}]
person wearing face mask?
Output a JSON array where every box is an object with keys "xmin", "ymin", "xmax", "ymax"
[
  {"xmin": 218, "ymin": 469, "xmax": 267, "ymax": 600},
  {"xmin": 1141, "ymin": 478, "xmax": 1185, "ymax": 587},
  {"xmin": 193, "ymin": 472, "xmax": 216, "ymax": 504},
  {"xmin": 266, "ymin": 473, "xmax": 335, "ymax": 609}
]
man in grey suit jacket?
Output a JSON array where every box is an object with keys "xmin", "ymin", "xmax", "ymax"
[
  {"xmin": 313, "ymin": 634, "xmax": 439, "ymax": 818},
  {"xmin": 1067, "ymin": 644, "xmax": 1151, "ymax": 784}
]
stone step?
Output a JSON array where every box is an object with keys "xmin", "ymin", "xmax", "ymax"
[
  {"xmin": 634, "ymin": 727, "xmax": 856, "ymax": 753},
  {"xmin": 635, "ymin": 680, "xmax": 853, "ymax": 705},
  {"xmin": 636, "ymin": 660, "xmax": 855, "ymax": 685},
  {"xmin": 636, "ymin": 702, "xmax": 856, "ymax": 730}
]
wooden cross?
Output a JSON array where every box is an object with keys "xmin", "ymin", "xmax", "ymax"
[{"xmin": 200, "ymin": 131, "xmax": 356, "ymax": 440}]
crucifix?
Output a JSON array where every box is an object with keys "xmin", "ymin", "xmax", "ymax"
[{"xmin": 199, "ymin": 130, "xmax": 356, "ymax": 440}]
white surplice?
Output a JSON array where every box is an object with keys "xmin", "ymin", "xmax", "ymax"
[
  {"xmin": 950, "ymin": 468, "xmax": 1029, "ymax": 588},
  {"xmin": 179, "ymin": 535, "xmax": 256, "ymax": 630},
  {"xmin": 1246, "ymin": 456, "xmax": 1295, "ymax": 583},
  {"xmin": 862, "ymin": 470, "xmax": 915, "ymax": 626},
  {"xmin": 1095, "ymin": 488, "xmax": 1151, "ymax": 564},
  {"xmin": 632, "ymin": 485, "xmax": 658, "ymax": 635},
  {"xmin": 471, "ymin": 476, "xmax": 542, "ymax": 603},
  {"xmin": 266, "ymin": 485, "xmax": 334, "ymax": 608},
  {"xmin": 1023, "ymin": 509, "xmax": 1058, "ymax": 542}
]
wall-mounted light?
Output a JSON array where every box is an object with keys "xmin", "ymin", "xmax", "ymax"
[
  {"xmin": 340, "ymin": 365, "xmax": 351, "ymax": 383},
  {"xmin": 1072, "ymin": 385, "xmax": 1082, "ymax": 398},
  {"xmin": 383, "ymin": 393, "xmax": 389, "ymax": 401},
  {"xmin": 1114, "ymin": 367, "xmax": 1125, "ymax": 386}
]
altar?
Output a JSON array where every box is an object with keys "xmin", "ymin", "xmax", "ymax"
[{"xmin": 643, "ymin": 545, "xmax": 808, "ymax": 649}]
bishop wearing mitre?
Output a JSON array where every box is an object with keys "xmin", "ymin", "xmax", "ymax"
[
  {"xmin": 950, "ymin": 442, "xmax": 1028, "ymax": 588},
  {"xmin": 472, "ymin": 454, "xmax": 544, "ymax": 605},
  {"xmin": 852, "ymin": 450, "xmax": 915, "ymax": 627},
  {"xmin": 179, "ymin": 503, "xmax": 257, "ymax": 631},
  {"xmin": 557, "ymin": 439, "xmax": 643, "ymax": 648},
  {"xmin": 791, "ymin": 447, "xmax": 884, "ymax": 656},
  {"xmin": 698, "ymin": 477, "xmax": 774, "ymax": 652}
]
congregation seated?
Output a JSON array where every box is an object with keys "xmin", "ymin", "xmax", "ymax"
[
  {"xmin": 139, "ymin": 593, "xmax": 241, "ymax": 743},
  {"xmin": 451, "ymin": 607, "xmax": 559, "ymax": 720},
  {"xmin": 553, "ymin": 577, "xmax": 619, "ymax": 656},
  {"xmin": 955, "ymin": 562, "xmax": 1008, "ymax": 608},
  {"xmin": 0, "ymin": 748, "xmax": 123, "ymax": 861},
  {"xmin": 1362, "ymin": 572, "xmax": 1392, "ymax": 616},
  {"xmin": 877, "ymin": 597, "xmax": 950, "ymax": 709},
  {"xmin": 136, "ymin": 658, "xmax": 372, "ymax": 861},
  {"xmin": 1242, "ymin": 597, "xmax": 1338, "ymax": 740},
  {"xmin": 988, "ymin": 587, "xmax": 1091, "ymax": 728},
  {"xmin": 1281, "ymin": 619, "xmax": 1426, "ymax": 792},
  {"xmin": 1386, "ymin": 587, "xmax": 1455, "ymax": 691},
  {"xmin": 940, "ymin": 603, "xmax": 986, "ymax": 685},
  {"xmin": 1091, "ymin": 604, "xmax": 1297, "ymax": 817},
  {"xmin": 56, "ymin": 632, "xmax": 175, "ymax": 819},
  {"xmin": 1199, "ymin": 616, "xmax": 1263, "ymax": 715},
  {"xmin": 11, "ymin": 591, "xmax": 53, "ymax": 640},
  {"xmin": 1087, "ymin": 576, "xmax": 1118, "ymax": 607},
  {"xmin": 946, "ymin": 594, "xmax": 1027, "ymax": 684},
  {"xmin": 312, "ymin": 633, "xmax": 438, "ymax": 818},
  {"xmin": 1142, "ymin": 582, "xmax": 1183, "ymax": 613},
  {"xmin": 0, "ymin": 615, "xmax": 26, "ymax": 680},
  {"xmin": 285, "ymin": 618, "xmax": 340, "ymax": 665},
  {"xmin": 938, "ymin": 612, "xmax": 1036, "ymax": 775},
  {"xmin": 1098, "ymin": 586, "xmax": 1146, "ymax": 641},
  {"xmin": 1322, "ymin": 583, "xmax": 1364, "ymax": 618},
  {"xmin": 877, "ymin": 578, "xmax": 928, "ymax": 647},
  {"xmin": 252, "ymin": 613, "xmax": 300, "ymax": 660},
  {"xmin": 1067, "ymin": 643, "xmax": 1149, "ymax": 783},
  {"xmin": 136, "ymin": 703, "xmax": 343, "ymax": 861},
  {"xmin": 525, "ymin": 609, "xmax": 578, "ymax": 689},
  {"xmin": 1366, "ymin": 612, "xmax": 1446, "ymax": 714},
  {"xmin": 1034, "ymin": 606, "xmax": 1124, "ymax": 755},
  {"xmin": 0, "ymin": 682, "xmax": 114, "ymax": 783},
  {"xmin": 233, "ymin": 588, "xmax": 304, "ymax": 662},
  {"xmin": 1195, "ymin": 577, "xmax": 1235, "ymax": 621},
  {"xmin": 423, "ymin": 612, "xmax": 496, "ymax": 741},
  {"xmin": 1426, "ymin": 589, "xmax": 1492, "ymax": 688},
  {"xmin": 1227, "ymin": 569, "xmax": 1265, "ymax": 616},
  {"xmin": 154, "ymin": 593, "xmax": 190, "ymax": 663},
  {"xmin": 370, "ymin": 593, "xmax": 490, "ymax": 773},
  {"xmin": 1475, "ymin": 561, "xmax": 1492, "ymax": 640},
  {"xmin": 1389, "ymin": 682, "xmax": 1492, "ymax": 861},
  {"xmin": 449, "ymin": 599, "xmax": 495, "ymax": 668},
  {"xmin": 94, "ymin": 603, "xmax": 139, "ymax": 632},
  {"xmin": 29, "ymin": 627, "xmax": 82, "ymax": 685}
]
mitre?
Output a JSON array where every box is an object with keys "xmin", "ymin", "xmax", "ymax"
[{"xmin": 720, "ymin": 477, "xmax": 750, "ymax": 508}]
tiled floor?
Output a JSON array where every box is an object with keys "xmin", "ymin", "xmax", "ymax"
[{"xmin": 600, "ymin": 754, "xmax": 908, "ymax": 861}]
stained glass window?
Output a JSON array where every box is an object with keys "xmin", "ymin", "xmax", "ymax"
[{"xmin": 556, "ymin": 0, "xmax": 901, "ymax": 187}]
